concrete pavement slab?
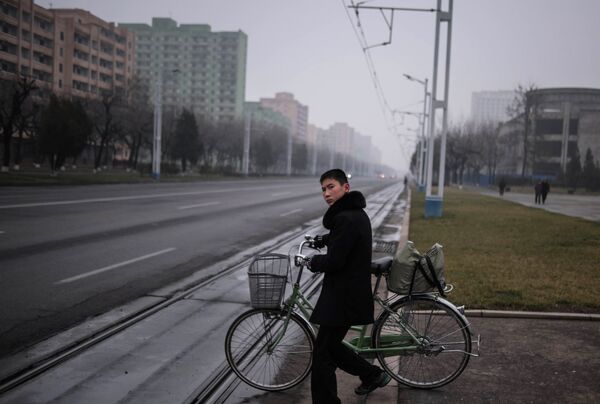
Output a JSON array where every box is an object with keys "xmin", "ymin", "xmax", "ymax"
[{"xmin": 478, "ymin": 188, "xmax": 600, "ymax": 222}]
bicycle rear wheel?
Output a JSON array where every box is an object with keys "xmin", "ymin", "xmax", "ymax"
[
  {"xmin": 224, "ymin": 308, "xmax": 315, "ymax": 391},
  {"xmin": 372, "ymin": 295, "xmax": 471, "ymax": 389}
]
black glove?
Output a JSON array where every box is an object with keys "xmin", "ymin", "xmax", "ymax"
[
  {"xmin": 306, "ymin": 256, "xmax": 319, "ymax": 273},
  {"xmin": 312, "ymin": 234, "xmax": 328, "ymax": 249}
]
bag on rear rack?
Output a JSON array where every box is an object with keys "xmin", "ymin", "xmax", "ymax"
[{"xmin": 387, "ymin": 241, "xmax": 446, "ymax": 296}]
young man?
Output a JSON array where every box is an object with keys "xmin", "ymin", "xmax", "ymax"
[{"xmin": 306, "ymin": 168, "xmax": 390, "ymax": 403}]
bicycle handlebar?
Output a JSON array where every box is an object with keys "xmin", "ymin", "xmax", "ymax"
[{"xmin": 294, "ymin": 235, "xmax": 318, "ymax": 267}]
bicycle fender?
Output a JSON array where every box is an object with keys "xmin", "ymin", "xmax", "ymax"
[{"xmin": 291, "ymin": 311, "xmax": 317, "ymax": 341}]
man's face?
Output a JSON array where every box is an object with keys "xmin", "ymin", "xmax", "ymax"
[{"xmin": 321, "ymin": 178, "xmax": 349, "ymax": 206}]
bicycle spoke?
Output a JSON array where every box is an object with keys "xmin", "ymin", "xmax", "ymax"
[
  {"xmin": 374, "ymin": 296, "xmax": 471, "ymax": 389},
  {"xmin": 225, "ymin": 309, "xmax": 314, "ymax": 391}
]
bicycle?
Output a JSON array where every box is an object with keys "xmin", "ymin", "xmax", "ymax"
[{"xmin": 224, "ymin": 235, "xmax": 480, "ymax": 392}]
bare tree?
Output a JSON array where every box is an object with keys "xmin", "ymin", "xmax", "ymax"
[
  {"xmin": 88, "ymin": 92, "xmax": 124, "ymax": 171},
  {"xmin": 0, "ymin": 75, "xmax": 37, "ymax": 171},
  {"xmin": 478, "ymin": 121, "xmax": 502, "ymax": 183},
  {"xmin": 507, "ymin": 83, "xmax": 538, "ymax": 177},
  {"xmin": 120, "ymin": 78, "xmax": 153, "ymax": 170}
]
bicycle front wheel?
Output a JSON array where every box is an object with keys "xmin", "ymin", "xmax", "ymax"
[
  {"xmin": 224, "ymin": 308, "xmax": 315, "ymax": 391},
  {"xmin": 372, "ymin": 295, "xmax": 471, "ymax": 389}
]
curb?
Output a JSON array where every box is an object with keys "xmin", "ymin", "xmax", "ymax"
[{"xmin": 465, "ymin": 309, "xmax": 600, "ymax": 321}]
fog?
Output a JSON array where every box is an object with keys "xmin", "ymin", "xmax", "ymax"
[{"xmin": 46, "ymin": 0, "xmax": 600, "ymax": 171}]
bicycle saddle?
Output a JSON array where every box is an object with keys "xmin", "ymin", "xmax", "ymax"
[{"xmin": 370, "ymin": 256, "xmax": 393, "ymax": 275}]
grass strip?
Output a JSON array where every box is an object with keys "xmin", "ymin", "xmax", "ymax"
[{"xmin": 409, "ymin": 187, "xmax": 600, "ymax": 312}]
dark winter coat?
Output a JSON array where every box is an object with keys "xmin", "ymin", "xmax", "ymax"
[{"xmin": 309, "ymin": 191, "xmax": 374, "ymax": 326}]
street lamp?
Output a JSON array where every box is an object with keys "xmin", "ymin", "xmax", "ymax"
[
  {"xmin": 152, "ymin": 69, "xmax": 180, "ymax": 180},
  {"xmin": 402, "ymin": 73, "xmax": 429, "ymax": 192}
]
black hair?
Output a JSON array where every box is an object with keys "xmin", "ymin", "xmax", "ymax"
[{"xmin": 320, "ymin": 168, "xmax": 348, "ymax": 185}]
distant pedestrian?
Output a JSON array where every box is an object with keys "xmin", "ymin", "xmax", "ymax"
[
  {"xmin": 541, "ymin": 180, "xmax": 550, "ymax": 204},
  {"xmin": 534, "ymin": 182, "xmax": 542, "ymax": 204},
  {"xmin": 498, "ymin": 178, "xmax": 506, "ymax": 196}
]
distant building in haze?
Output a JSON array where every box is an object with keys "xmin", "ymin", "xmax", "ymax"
[
  {"xmin": 497, "ymin": 87, "xmax": 600, "ymax": 178},
  {"xmin": 244, "ymin": 101, "xmax": 291, "ymax": 131},
  {"xmin": 259, "ymin": 92, "xmax": 308, "ymax": 142},
  {"xmin": 471, "ymin": 90, "xmax": 515, "ymax": 123},
  {"xmin": 120, "ymin": 17, "xmax": 247, "ymax": 122}
]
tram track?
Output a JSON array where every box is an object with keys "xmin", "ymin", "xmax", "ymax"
[{"xmin": 0, "ymin": 181, "xmax": 404, "ymax": 400}]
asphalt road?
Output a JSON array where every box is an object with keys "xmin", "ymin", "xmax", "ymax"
[{"xmin": 0, "ymin": 177, "xmax": 395, "ymax": 357}]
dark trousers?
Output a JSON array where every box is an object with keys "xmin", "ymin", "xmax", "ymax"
[
  {"xmin": 535, "ymin": 193, "xmax": 541, "ymax": 204},
  {"xmin": 311, "ymin": 324, "xmax": 381, "ymax": 404}
]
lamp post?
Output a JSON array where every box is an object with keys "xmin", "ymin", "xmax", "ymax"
[
  {"xmin": 152, "ymin": 69, "xmax": 180, "ymax": 180},
  {"xmin": 402, "ymin": 73, "xmax": 429, "ymax": 192}
]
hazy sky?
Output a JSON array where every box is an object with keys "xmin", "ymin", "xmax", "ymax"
[{"xmin": 45, "ymin": 0, "xmax": 600, "ymax": 171}]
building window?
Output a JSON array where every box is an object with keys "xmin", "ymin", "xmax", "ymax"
[
  {"xmin": 1, "ymin": 1, "xmax": 18, "ymax": 18},
  {"xmin": 34, "ymin": 16, "xmax": 53, "ymax": 33},
  {"xmin": 0, "ymin": 39, "xmax": 17, "ymax": 55},
  {"xmin": 59, "ymin": 79, "xmax": 62, "ymax": 88},
  {"xmin": 21, "ymin": 47, "xmax": 30, "ymax": 59},
  {"xmin": 1, "ymin": 20, "xmax": 17, "ymax": 36},
  {"xmin": 60, "ymin": 47, "xmax": 63, "ymax": 56},
  {"xmin": 0, "ymin": 60, "xmax": 17, "ymax": 73},
  {"xmin": 60, "ymin": 31, "xmax": 64, "ymax": 41},
  {"xmin": 21, "ymin": 29, "xmax": 31, "ymax": 42},
  {"xmin": 33, "ymin": 33, "xmax": 53, "ymax": 49},
  {"xmin": 59, "ymin": 63, "xmax": 63, "ymax": 73}
]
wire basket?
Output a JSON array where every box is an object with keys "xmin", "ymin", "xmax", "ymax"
[{"xmin": 248, "ymin": 253, "xmax": 290, "ymax": 309}]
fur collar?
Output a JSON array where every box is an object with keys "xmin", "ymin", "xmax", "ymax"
[{"xmin": 323, "ymin": 191, "xmax": 366, "ymax": 229}]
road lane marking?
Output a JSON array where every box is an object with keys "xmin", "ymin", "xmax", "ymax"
[
  {"xmin": 0, "ymin": 184, "xmax": 294, "ymax": 210},
  {"xmin": 55, "ymin": 247, "xmax": 177, "ymax": 285},
  {"xmin": 280, "ymin": 208, "xmax": 303, "ymax": 217},
  {"xmin": 271, "ymin": 192, "xmax": 291, "ymax": 197},
  {"xmin": 178, "ymin": 201, "xmax": 219, "ymax": 210}
]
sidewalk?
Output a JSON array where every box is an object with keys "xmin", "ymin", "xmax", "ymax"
[{"xmin": 478, "ymin": 188, "xmax": 600, "ymax": 222}]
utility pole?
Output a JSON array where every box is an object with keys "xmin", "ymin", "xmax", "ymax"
[
  {"xmin": 242, "ymin": 112, "xmax": 251, "ymax": 176},
  {"xmin": 152, "ymin": 77, "xmax": 162, "ymax": 180},
  {"xmin": 348, "ymin": 1, "xmax": 453, "ymax": 217},
  {"xmin": 152, "ymin": 69, "xmax": 180, "ymax": 181},
  {"xmin": 425, "ymin": 0, "xmax": 453, "ymax": 217},
  {"xmin": 286, "ymin": 129, "xmax": 292, "ymax": 176}
]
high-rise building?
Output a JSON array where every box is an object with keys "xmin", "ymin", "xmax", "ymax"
[
  {"xmin": 120, "ymin": 18, "xmax": 247, "ymax": 122},
  {"xmin": 245, "ymin": 101, "xmax": 290, "ymax": 131},
  {"xmin": 471, "ymin": 90, "xmax": 515, "ymax": 123},
  {"xmin": 0, "ymin": 0, "xmax": 135, "ymax": 98},
  {"xmin": 259, "ymin": 92, "xmax": 308, "ymax": 142}
]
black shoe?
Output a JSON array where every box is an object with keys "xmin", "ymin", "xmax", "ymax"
[{"xmin": 354, "ymin": 372, "xmax": 392, "ymax": 395}]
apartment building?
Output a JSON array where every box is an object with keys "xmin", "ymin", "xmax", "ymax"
[
  {"xmin": 0, "ymin": 0, "xmax": 135, "ymax": 98},
  {"xmin": 497, "ymin": 87, "xmax": 600, "ymax": 178},
  {"xmin": 121, "ymin": 18, "xmax": 247, "ymax": 122},
  {"xmin": 259, "ymin": 92, "xmax": 308, "ymax": 142}
]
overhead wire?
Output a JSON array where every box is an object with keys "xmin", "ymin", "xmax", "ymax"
[{"xmin": 340, "ymin": 0, "xmax": 413, "ymax": 167}]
